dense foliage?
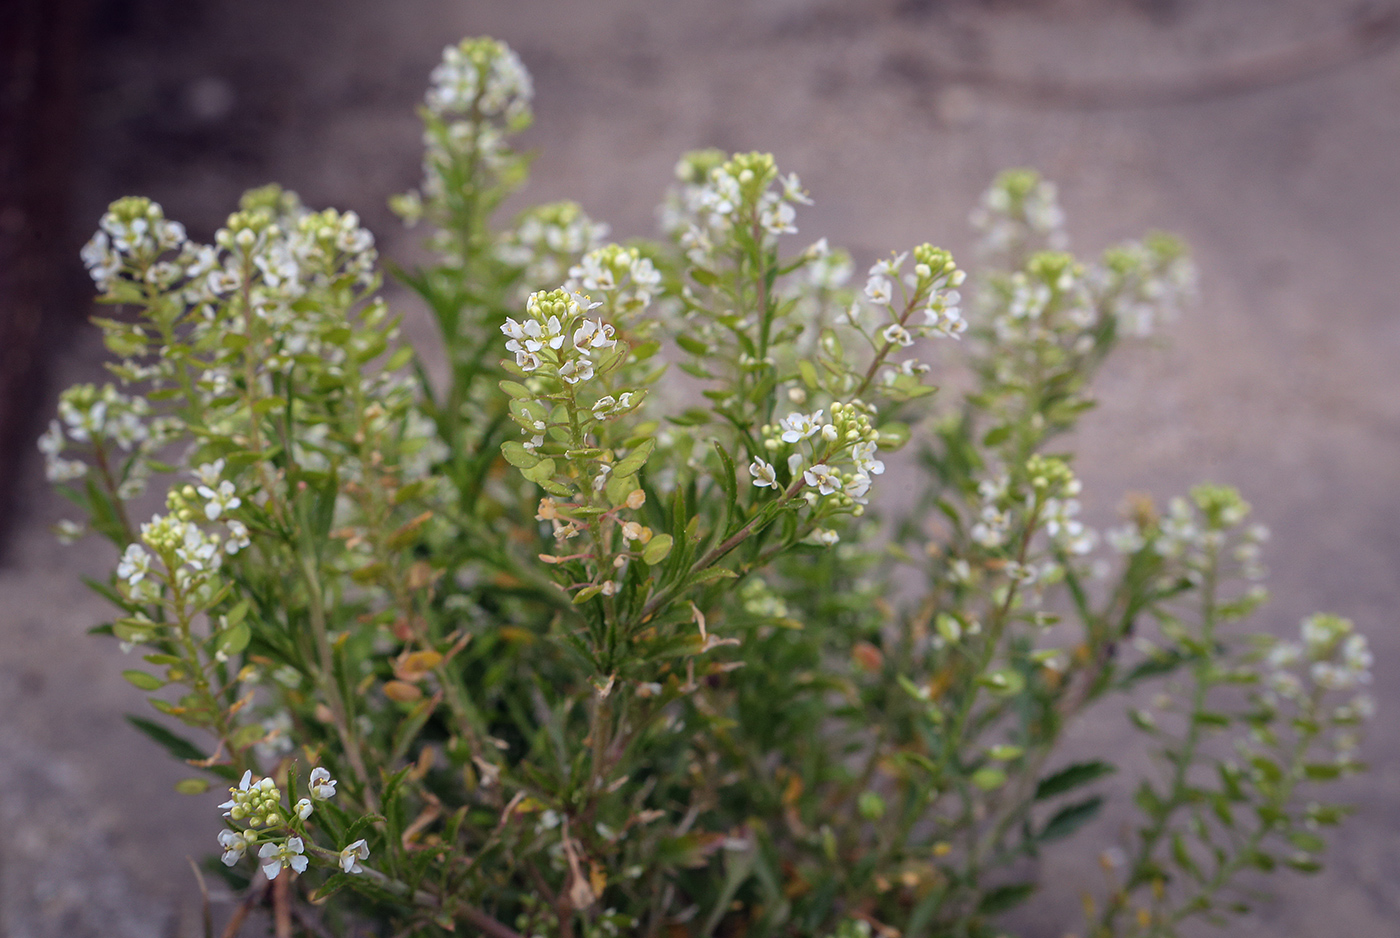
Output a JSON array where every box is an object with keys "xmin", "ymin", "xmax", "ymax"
[{"xmin": 44, "ymin": 36, "xmax": 1371, "ymax": 938}]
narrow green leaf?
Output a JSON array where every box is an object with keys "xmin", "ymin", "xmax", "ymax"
[
  {"xmin": 122, "ymin": 670, "xmax": 165, "ymax": 691},
  {"xmin": 1035, "ymin": 760, "xmax": 1116, "ymax": 800},
  {"xmin": 976, "ymin": 882, "xmax": 1035, "ymax": 915},
  {"xmin": 1039, "ymin": 796, "xmax": 1103, "ymax": 842},
  {"xmin": 126, "ymin": 716, "xmax": 206, "ymax": 762}
]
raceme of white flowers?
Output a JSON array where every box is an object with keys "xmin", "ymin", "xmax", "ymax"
[{"xmin": 216, "ymin": 767, "xmax": 362, "ymax": 879}]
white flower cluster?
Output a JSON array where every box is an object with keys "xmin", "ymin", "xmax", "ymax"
[
  {"xmin": 969, "ymin": 168, "xmax": 1068, "ymax": 261},
  {"xmin": 81, "ymin": 190, "xmax": 381, "ymax": 401},
  {"xmin": 750, "ymin": 401, "xmax": 884, "ymax": 526},
  {"xmin": 116, "ymin": 463, "xmax": 250, "ymax": 599},
  {"xmin": 39, "ymin": 382, "xmax": 183, "ymax": 504},
  {"xmin": 990, "ymin": 258, "xmax": 1096, "ymax": 352},
  {"xmin": 215, "ymin": 767, "xmax": 355, "ymax": 878},
  {"xmin": 1042, "ymin": 494, "xmax": 1097, "ymax": 556},
  {"xmin": 503, "ymin": 289, "xmax": 618, "ymax": 384},
  {"xmin": 1262, "ymin": 614, "xmax": 1373, "ymax": 768},
  {"xmin": 970, "ymin": 475, "xmax": 1014, "ymax": 550},
  {"xmin": 846, "ymin": 245, "xmax": 967, "ymax": 396},
  {"xmin": 860, "ymin": 245, "xmax": 967, "ymax": 340},
  {"xmin": 426, "ymin": 37, "xmax": 532, "ymax": 123},
  {"xmin": 496, "ymin": 201, "xmax": 610, "ymax": 296},
  {"xmin": 80, "ymin": 196, "xmax": 189, "ymax": 292},
  {"xmin": 1092, "ymin": 234, "xmax": 1197, "ymax": 339},
  {"xmin": 400, "ymin": 38, "xmax": 532, "ymax": 246},
  {"xmin": 967, "ymin": 458, "xmax": 1093, "ymax": 584},
  {"xmin": 662, "ymin": 151, "xmax": 811, "ymax": 265},
  {"xmin": 565, "ymin": 244, "xmax": 662, "ymax": 318},
  {"xmin": 802, "ymin": 237, "xmax": 854, "ymax": 291}
]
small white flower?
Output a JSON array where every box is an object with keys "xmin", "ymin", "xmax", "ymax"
[
  {"xmin": 558, "ymin": 357, "xmax": 595, "ymax": 384},
  {"xmin": 573, "ymin": 318, "xmax": 617, "ymax": 352},
  {"xmin": 308, "ymin": 766, "xmax": 337, "ymax": 801},
  {"xmin": 923, "ymin": 304, "xmax": 967, "ymax": 338},
  {"xmin": 760, "ymin": 201, "xmax": 797, "ymax": 235},
  {"xmin": 845, "ymin": 472, "xmax": 872, "ymax": 501},
  {"xmin": 294, "ymin": 799, "xmax": 313, "ymax": 821},
  {"xmin": 749, "ymin": 457, "xmax": 778, "ymax": 488},
  {"xmin": 225, "ymin": 520, "xmax": 251, "ymax": 555},
  {"xmin": 198, "ymin": 479, "xmax": 242, "ymax": 520},
  {"xmin": 258, "ymin": 837, "xmax": 308, "ymax": 880},
  {"xmin": 781, "ymin": 172, "xmax": 813, "ymax": 205},
  {"xmin": 779, "ymin": 410, "xmax": 823, "ymax": 444},
  {"xmin": 193, "ymin": 459, "xmax": 226, "ymax": 488},
  {"xmin": 219, "ymin": 770, "xmax": 254, "ymax": 816},
  {"xmin": 810, "ymin": 528, "xmax": 839, "ymax": 547},
  {"xmin": 339, "ymin": 839, "xmax": 370, "ymax": 874},
  {"xmin": 218, "ymin": 829, "xmax": 252, "ymax": 867},
  {"xmin": 882, "ymin": 324, "xmax": 914, "ymax": 348},
  {"xmin": 864, "ymin": 275, "xmax": 893, "ymax": 306},
  {"xmin": 870, "ymin": 253, "xmax": 907, "ymax": 278},
  {"xmin": 803, "ymin": 463, "xmax": 842, "ymax": 496},
  {"xmin": 117, "ymin": 543, "xmax": 153, "ymax": 585},
  {"xmin": 851, "ymin": 442, "xmax": 884, "ymax": 476}
]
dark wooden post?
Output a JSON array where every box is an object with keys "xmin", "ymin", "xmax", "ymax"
[{"xmin": 0, "ymin": 0, "xmax": 91, "ymax": 554}]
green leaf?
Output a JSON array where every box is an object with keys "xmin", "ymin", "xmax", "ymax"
[
  {"xmin": 499, "ymin": 380, "xmax": 533, "ymax": 400},
  {"xmin": 642, "ymin": 534, "xmax": 674, "ymax": 566},
  {"xmin": 690, "ymin": 267, "xmax": 719, "ymax": 287},
  {"xmin": 217, "ymin": 622, "xmax": 251, "ymax": 657},
  {"xmin": 1039, "ymin": 796, "xmax": 1103, "ymax": 842},
  {"xmin": 976, "ymin": 669, "xmax": 1025, "ymax": 695},
  {"xmin": 1288, "ymin": 831, "xmax": 1325, "ymax": 853},
  {"xmin": 126, "ymin": 716, "xmax": 206, "ymax": 762},
  {"xmin": 612, "ymin": 438, "xmax": 656, "ymax": 479},
  {"xmin": 574, "ymin": 584, "xmax": 603, "ymax": 604},
  {"xmin": 1303, "ymin": 762, "xmax": 1343, "ymax": 781},
  {"xmin": 676, "ymin": 335, "xmax": 709, "ymax": 356},
  {"xmin": 972, "ymin": 768, "xmax": 1006, "ymax": 790},
  {"xmin": 224, "ymin": 601, "xmax": 249, "ymax": 629},
  {"xmin": 122, "ymin": 670, "xmax": 165, "ymax": 691},
  {"xmin": 982, "ymin": 424, "xmax": 1012, "ymax": 447},
  {"xmin": 686, "ymin": 566, "xmax": 738, "ymax": 588},
  {"xmin": 977, "ymin": 882, "xmax": 1035, "ymax": 915},
  {"xmin": 1193, "ymin": 711, "xmax": 1231, "ymax": 728},
  {"xmin": 175, "ymin": 778, "xmax": 211, "ymax": 795},
  {"xmin": 521, "ymin": 458, "xmax": 556, "ymax": 484},
  {"xmin": 1172, "ymin": 832, "xmax": 1205, "ymax": 882},
  {"xmin": 797, "ymin": 360, "xmax": 818, "ymax": 389},
  {"xmin": 501, "ymin": 441, "xmax": 540, "ymax": 468},
  {"xmin": 1035, "ymin": 760, "xmax": 1116, "ymax": 800},
  {"xmin": 713, "ymin": 443, "xmax": 737, "ymax": 506},
  {"xmin": 606, "ymin": 473, "xmax": 639, "ymax": 507}
]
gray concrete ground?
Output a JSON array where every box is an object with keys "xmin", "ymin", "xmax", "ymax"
[{"xmin": 3, "ymin": 0, "xmax": 1398, "ymax": 934}]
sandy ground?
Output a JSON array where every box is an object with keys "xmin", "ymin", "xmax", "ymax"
[{"xmin": 2, "ymin": 0, "xmax": 1398, "ymax": 934}]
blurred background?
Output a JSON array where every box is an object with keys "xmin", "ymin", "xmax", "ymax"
[{"xmin": 2, "ymin": 0, "xmax": 1398, "ymax": 934}]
